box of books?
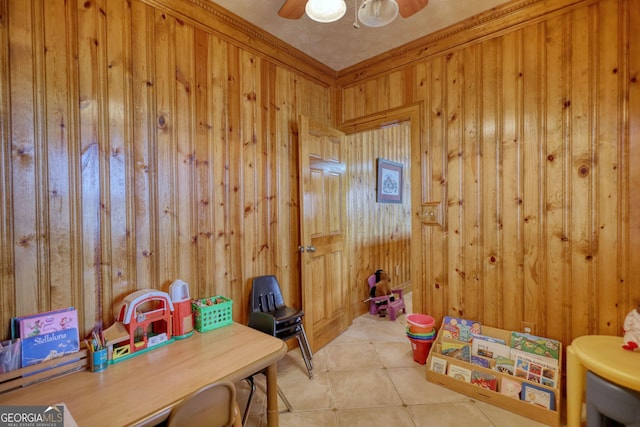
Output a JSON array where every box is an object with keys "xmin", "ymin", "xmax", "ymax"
[
  {"xmin": 13, "ymin": 307, "xmax": 80, "ymax": 367},
  {"xmin": 426, "ymin": 320, "xmax": 562, "ymax": 427}
]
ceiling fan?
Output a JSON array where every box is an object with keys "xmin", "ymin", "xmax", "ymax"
[{"xmin": 278, "ymin": 0, "xmax": 429, "ymax": 27}]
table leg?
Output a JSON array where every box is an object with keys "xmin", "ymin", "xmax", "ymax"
[
  {"xmin": 566, "ymin": 345, "xmax": 586, "ymax": 427},
  {"xmin": 265, "ymin": 363, "xmax": 279, "ymax": 427}
]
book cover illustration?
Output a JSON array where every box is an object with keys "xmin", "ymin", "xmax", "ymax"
[
  {"xmin": 511, "ymin": 349, "xmax": 558, "ymax": 388},
  {"xmin": 494, "ymin": 356, "xmax": 515, "ymax": 375},
  {"xmin": 447, "ymin": 364, "xmax": 472, "ymax": 382},
  {"xmin": 500, "ymin": 377, "xmax": 522, "ymax": 399},
  {"xmin": 471, "ymin": 355, "xmax": 490, "ymax": 368},
  {"xmin": 471, "ymin": 370, "xmax": 498, "ymax": 391},
  {"xmin": 17, "ymin": 308, "xmax": 80, "ymax": 367},
  {"xmin": 520, "ymin": 382, "xmax": 556, "ymax": 410},
  {"xmin": 441, "ymin": 341, "xmax": 471, "ymax": 362},
  {"xmin": 429, "ymin": 356, "xmax": 447, "ymax": 374},
  {"xmin": 18, "ymin": 307, "xmax": 77, "ymax": 338},
  {"xmin": 441, "ymin": 316, "xmax": 481, "ymax": 342},
  {"xmin": 510, "ymin": 331, "xmax": 560, "ymax": 360},
  {"xmin": 472, "ymin": 334, "xmax": 510, "ymax": 359}
]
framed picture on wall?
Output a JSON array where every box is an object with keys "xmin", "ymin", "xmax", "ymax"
[{"xmin": 377, "ymin": 158, "xmax": 403, "ymax": 203}]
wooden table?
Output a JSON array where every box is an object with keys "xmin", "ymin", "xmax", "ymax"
[
  {"xmin": 566, "ymin": 335, "xmax": 640, "ymax": 427},
  {"xmin": 0, "ymin": 323, "xmax": 287, "ymax": 426}
]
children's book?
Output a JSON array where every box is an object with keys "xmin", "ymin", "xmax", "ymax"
[
  {"xmin": 429, "ymin": 356, "xmax": 448, "ymax": 374},
  {"xmin": 520, "ymin": 382, "xmax": 556, "ymax": 410},
  {"xmin": 447, "ymin": 364, "xmax": 472, "ymax": 382},
  {"xmin": 510, "ymin": 331, "xmax": 560, "ymax": 360},
  {"xmin": 472, "ymin": 334, "xmax": 510, "ymax": 359},
  {"xmin": 441, "ymin": 316, "xmax": 481, "ymax": 342},
  {"xmin": 15, "ymin": 307, "xmax": 80, "ymax": 367},
  {"xmin": 441, "ymin": 341, "xmax": 471, "ymax": 362},
  {"xmin": 511, "ymin": 349, "xmax": 559, "ymax": 388},
  {"xmin": 500, "ymin": 377, "xmax": 522, "ymax": 399},
  {"xmin": 494, "ymin": 356, "xmax": 515, "ymax": 375},
  {"xmin": 471, "ymin": 355, "xmax": 490, "ymax": 369},
  {"xmin": 471, "ymin": 370, "xmax": 498, "ymax": 391}
]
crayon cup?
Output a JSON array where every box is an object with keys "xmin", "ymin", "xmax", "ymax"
[{"xmin": 90, "ymin": 348, "xmax": 108, "ymax": 372}]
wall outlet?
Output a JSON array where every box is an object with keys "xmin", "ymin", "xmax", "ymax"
[{"xmin": 521, "ymin": 321, "xmax": 536, "ymax": 335}]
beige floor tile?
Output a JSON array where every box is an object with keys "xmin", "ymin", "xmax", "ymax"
[
  {"xmin": 373, "ymin": 341, "xmax": 416, "ymax": 368},
  {"xmin": 324, "ymin": 342, "xmax": 384, "ymax": 371},
  {"xmin": 388, "ymin": 366, "xmax": 470, "ymax": 405},
  {"xmin": 328, "ymin": 369, "xmax": 403, "ymax": 409},
  {"xmin": 336, "ymin": 406, "xmax": 416, "ymax": 427},
  {"xmin": 278, "ymin": 410, "xmax": 337, "ymax": 427},
  {"xmin": 277, "ymin": 370, "xmax": 333, "ymax": 411},
  {"xmin": 408, "ymin": 401, "xmax": 495, "ymax": 427},
  {"xmin": 475, "ymin": 400, "xmax": 550, "ymax": 427}
]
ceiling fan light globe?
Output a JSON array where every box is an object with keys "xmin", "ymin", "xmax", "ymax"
[
  {"xmin": 358, "ymin": 0, "xmax": 399, "ymax": 27},
  {"xmin": 305, "ymin": 0, "xmax": 347, "ymax": 23}
]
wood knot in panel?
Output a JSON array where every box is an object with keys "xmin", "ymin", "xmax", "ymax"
[{"xmin": 577, "ymin": 163, "xmax": 590, "ymax": 177}]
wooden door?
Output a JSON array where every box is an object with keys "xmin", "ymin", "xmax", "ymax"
[{"xmin": 298, "ymin": 115, "xmax": 350, "ymax": 352}]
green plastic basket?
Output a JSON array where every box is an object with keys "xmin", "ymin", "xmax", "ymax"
[{"xmin": 192, "ymin": 296, "xmax": 233, "ymax": 332}]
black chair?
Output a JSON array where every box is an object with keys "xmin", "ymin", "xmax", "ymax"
[
  {"xmin": 242, "ymin": 311, "xmax": 293, "ymax": 425},
  {"xmin": 250, "ymin": 275, "xmax": 314, "ymax": 379}
]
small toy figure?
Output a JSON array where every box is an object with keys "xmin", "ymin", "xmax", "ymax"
[
  {"xmin": 372, "ymin": 269, "xmax": 392, "ymax": 298},
  {"xmin": 622, "ymin": 303, "xmax": 640, "ymax": 351}
]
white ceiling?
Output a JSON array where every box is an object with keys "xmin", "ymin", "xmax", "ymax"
[{"xmin": 209, "ymin": 0, "xmax": 511, "ymax": 71}]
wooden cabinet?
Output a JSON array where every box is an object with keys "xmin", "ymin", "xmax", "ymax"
[{"xmin": 426, "ymin": 325, "xmax": 562, "ymax": 427}]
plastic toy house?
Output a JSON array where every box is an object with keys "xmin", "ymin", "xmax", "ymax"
[{"xmin": 103, "ymin": 289, "xmax": 175, "ymax": 362}]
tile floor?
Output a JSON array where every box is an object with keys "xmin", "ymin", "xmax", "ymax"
[{"xmin": 238, "ymin": 294, "xmax": 560, "ymax": 427}]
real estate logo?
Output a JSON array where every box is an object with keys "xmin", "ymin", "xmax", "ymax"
[{"xmin": 0, "ymin": 405, "xmax": 63, "ymax": 427}]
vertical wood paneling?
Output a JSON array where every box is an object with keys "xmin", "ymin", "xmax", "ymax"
[
  {"xmin": 500, "ymin": 30, "xmax": 524, "ymax": 332},
  {"xmin": 193, "ymin": 28, "xmax": 213, "ymax": 300},
  {"xmin": 627, "ymin": 0, "xmax": 640, "ymax": 316},
  {"xmin": 209, "ymin": 35, "xmax": 230, "ymax": 299},
  {"xmin": 521, "ymin": 23, "xmax": 543, "ymax": 332},
  {"xmin": 10, "ymin": 0, "xmax": 39, "ymax": 316},
  {"xmin": 77, "ymin": 0, "xmax": 103, "ymax": 331},
  {"xmin": 155, "ymin": 10, "xmax": 177, "ymax": 286},
  {"xmin": 226, "ymin": 44, "xmax": 242, "ymax": 307},
  {"xmin": 0, "ymin": 0, "xmax": 13, "ymax": 332},
  {"xmin": 3, "ymin": 0, "xmax": 639, "ymax": 354},
  {"xmin": 446, "ymin": 51, "xmax": 463, "ymax": 318},
  {"xmin": 428, "ymin": 56, "xmax": 447, "ymax": 321},
  {"xmin": 595, "ymin": 0, "xmax": 622, "ymax": 335},
  {"xmin": 480, "ymin": 37, "xmax": 502, "ymax": 328},
  {"xmin": 274, "ymin": 67, "xmax": 298, "ymax": 304},
  {"xmin": 544, "ymin": 15, "xmax": 567, "ymax": 341},
  {"xmin": 2, "ymin": 0, "xmax": 333, "ymax": 341},
  {"xmin": 461, "ymin": 45, "xmax": 482, "ymax": 320},
  {"xmin": 174, "ymin": 20, "xmax": 197, "ymax": 286},
  {"xmin": 104, "ymin": 0, "xmax": 134, "ymax": 323},
  {"xmin": 568, "ymin": 5, "xmax": 592, "ymax": 338},
  {"xmin": 337, "ymin": 0, "xmax": 639, "ymax": 347},
  {"xmin": 131, "ymin": 0, "xmax": 156, "ymax": 298}
]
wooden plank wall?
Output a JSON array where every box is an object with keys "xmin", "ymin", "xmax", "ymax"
[
  {"xmin": 346, "ymin": 122, "xmax": 412, "ymax": 317},
  {"xmin": 339, "ymin": 0, "xmax": 640, "ymax": 347},
  {"xmin": 0, "ymin": 0, "xmax": 333, "ymax": 340}
]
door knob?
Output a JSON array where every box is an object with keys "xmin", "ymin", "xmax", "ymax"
[
  {"xmin": 298, "ymin": 246, "xmax": 305, "ymax": 253},
  {"xmin": 306, "ymin": 245, "xmax": 316, "ymax": 253}
]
